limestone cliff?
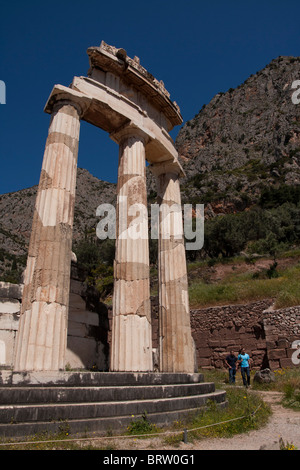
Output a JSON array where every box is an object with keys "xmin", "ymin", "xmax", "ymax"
[{"xmin": 176, "ymin": 56, "xmax": 300, "ymax": 214}]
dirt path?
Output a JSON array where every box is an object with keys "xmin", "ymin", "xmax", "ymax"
[
  {"xmin": 185, "ymin": 391, "xmax": 300, "ymax": 450},
  {"xmin": 91, "ymin": 391, "xmax": 300, "ymax": 451}
]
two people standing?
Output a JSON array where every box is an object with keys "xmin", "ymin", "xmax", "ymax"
[{"xmin": 225, "ymin": 347, "xmax": 252, "ymax": 387}]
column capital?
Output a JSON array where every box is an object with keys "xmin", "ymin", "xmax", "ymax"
[
  {"xmin": 149, "ymin": 159, "xmax": 185, "ymax": 178},
  {"xmin": 44, "ymin": 85, "xmax": 92, "ymax": 118},
  {"xmin": 110, "ymin": 122, "xmax": 150, "ymax": 146}
]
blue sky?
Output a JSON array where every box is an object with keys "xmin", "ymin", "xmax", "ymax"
[{"xmin": 1, "ymin": 0, "xmax": 300, "ymax": 194}]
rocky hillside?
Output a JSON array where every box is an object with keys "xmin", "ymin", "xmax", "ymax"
[
  {"xmin": 176, "ymin": 56, "xmax": 300, "ymax": 215},
  {"xmin": 0, "ymin": 168, "xmax": 116, "ymax": 281}
]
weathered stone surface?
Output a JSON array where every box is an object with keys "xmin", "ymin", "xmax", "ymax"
[
  {"xmin": 0, "ymin": 299, "xmax": 20, "ymax": 315},
  {"xmin": 263, "ymin": 306, "xmax": 300, "ymax": 368},
  {"xmin": 189, "ymin": 300, "xmax": 271, "ymax": 369},
  {"xmin": 0, "ymin": 279, "xmax": 109, "ymax": 370},
  {"xmin": 14, "ymin": 101, "xmax": 82, "ymax": 372},
  {"xmin": 254, "ymin": 368, "xmax": 275, "ymax": 384},
  {"xmin": 175, "ymin": 56, "xmax": 300, "ymax": 213},
  {"xmin": 0, "ymin": 282, "xmax": 23, "ymax": 300},
  {"xmin": 151, "ymin": 162, "xmax": 195, "ymax": 373},
  {"xmin": 110, "ymin": 128, "xmax": 152, "ymax": 372},
  {"xmin": 268, "ymin": 348, "xmax": 287, "ymax": 360},
  {"xmin": 0, "ymin": 371, "xmax": 227, "ymax": 438}
]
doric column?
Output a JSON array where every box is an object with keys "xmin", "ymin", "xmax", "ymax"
[
  {"xmin": 14, "ymin": 98, "xmax": 85, "ymax": 371},
  {"xmin": 151, "ymin": 162, "xmax": 196, "ymax": 373},
  {"xmin": 110, "ymin": 125, "xmax": 152, "ymax": 371}
]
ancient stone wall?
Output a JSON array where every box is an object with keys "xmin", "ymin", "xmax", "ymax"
[
  {"xmin": 0, "ymin": 282, "xmax": 22, "ymax": 367},
  {"xmin": 188, "ymin": 301, "xmax": 300, "ymax": 370},
  {"xmin": 0, "ymin": 277, "xmax": 109, "ymax": 371},
  {"xmin": 66, "ymin": 277, "xmax": 109, "ymax": 371},
  {"xmin": 189, "ymin": 300, "xmax": 273, "ymax": 369},
  {"xmin": 263, "ymin": 306, "xmax": 300, "ymax": 369},
  {"xmin": 139, "ymin": 297, "xmax": 300, "ymax": 371}
]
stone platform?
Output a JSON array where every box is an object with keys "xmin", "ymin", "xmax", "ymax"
[{"xmin": 0, "ymin": 371, "xmax": 226, "ymax": 439}]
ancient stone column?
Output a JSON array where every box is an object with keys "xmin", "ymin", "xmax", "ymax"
[
  {"xmin": 151, "ymin": 162, "xmax": 196, "ymax": 373},
  {"xmin": 110, "ymin": 126, "xmax": 152, "ymax": 371},
  {"xmin": 14, "ymin": 99, "xmax": 83, "ymax": 371}
]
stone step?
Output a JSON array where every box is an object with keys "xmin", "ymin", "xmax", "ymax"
[
  {"xmin": 0, "ymin": 371, "xmax": 204, "ymax": 387},
  {"xmin": 0, "ymin": 382, "xmax": 215, "ymax": 404},
  {"xmin": 0, "ymin": 391, "xmax": 227, "ymax": 424},
  {"xmin": 0, "ymin": 390, "xmax": 227, "ymax": 439},
  {"xmin": 0, "ymin": 371, "xmax": 227, "ymax": 439},
  {"xmin": 0, "ymin": 399, "xmax": 228, "ymax": 439}
]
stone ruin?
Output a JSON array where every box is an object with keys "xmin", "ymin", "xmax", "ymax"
[
  {"xmin": 13, "ymin": 41, "xmax": 196, "ymax": 374},
  {"xmin": 2, "ymin": 44, "xmax": 298, "ymax": 437}
]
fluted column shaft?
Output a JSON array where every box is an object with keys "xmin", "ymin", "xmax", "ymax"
[
  {"xmin": 152, "ymin": 163, "xmax": 195, "ymax": 373},
  {"xmin": 110, "ymin": 127, "xmax": 152, "ymax": 371},
  {"xmin": 14, "ymin": 101, "xmax": 81, "ymax": 371}
]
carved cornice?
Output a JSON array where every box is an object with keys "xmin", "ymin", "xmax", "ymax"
[{"xmin": 87, "ymin": 41, "xmax": 182, "ymax": 127}]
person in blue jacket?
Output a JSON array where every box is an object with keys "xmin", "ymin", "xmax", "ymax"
[{"xmin": 237, "ymin": 347, "xmax": 252, "ymax": 387}]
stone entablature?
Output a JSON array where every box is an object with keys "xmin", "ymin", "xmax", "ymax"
[
  {"xmin": 87, "ymin": 41, "xmax": 182, "ymax": 125},
  {"xmin": 45, "ymin": 42, "xmax": 184, "ymax": 171}
]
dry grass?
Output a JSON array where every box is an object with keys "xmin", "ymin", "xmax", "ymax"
[{"xmin": 188, "ymin": 257, "xmax": 300, "ymax": 309}]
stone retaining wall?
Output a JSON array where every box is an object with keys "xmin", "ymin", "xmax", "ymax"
[
  {"xmin": 127, "ymin": 297, "xmax": 300, "ymax": 371},
  {"xmin": 189, "ymin": 300, "xmax": 273, "ymax": 369},
  {"xmin": 188, "ymin": 301, "xmax": 300, "ymax": 370},
  {"xmin": 263, "ymin": 306, "xmax": 300, "ymax": 369}
]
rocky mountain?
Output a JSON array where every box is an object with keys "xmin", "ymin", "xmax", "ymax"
[
  {"xmin": 176, "ymin": 56, "xmax": 300, "ymax": 215},
  {"xmin": 0, "ymin": 168, "xmax": 116, "ymax": 280},
  {"xmin": 1, "ymin": 56, "xmax": 300, "ymax": 281}
]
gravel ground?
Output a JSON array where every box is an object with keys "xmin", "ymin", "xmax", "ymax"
[
  {"xmin": 186, "ymin": 391, "xmax": 300, "ymax": 450},
  {"xmin": 90, "ymin": 390, "xmax": 300, "ymax": 451}
]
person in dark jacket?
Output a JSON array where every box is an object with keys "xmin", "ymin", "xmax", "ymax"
[{"xmin": 225, "ymin": 350, "xmax": 238, "ymax": 384}]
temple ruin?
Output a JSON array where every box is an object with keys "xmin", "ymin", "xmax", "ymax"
[{"xmin": 13, "ymin": 42, "xmax": 196, "ymax": 374}]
